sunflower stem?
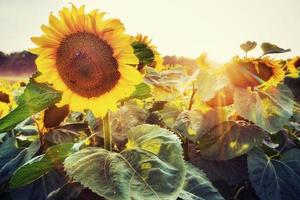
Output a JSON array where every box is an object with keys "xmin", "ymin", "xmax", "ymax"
[{"xmin": 102, "ymin": 112, "xmax": 112, "ymax": 151}]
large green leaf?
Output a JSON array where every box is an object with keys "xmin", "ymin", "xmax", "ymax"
[
  {"xmin": 190, "ymin": 155, "xmax": 248, "ymax": 186},
  {"xmin": 179, "ymin": 163, "xmax": 224, "ymax": 200},
  {"xmin": 10, "ymin": 143, "xmax": 75, "ymax": 188},
  {"xmin": 0, "ymin": 137, "xmax": 21, "ymax": 168},
  {"xmin": 64, "ymin": 124, "xmax": 185, "ymax": 200},
  {"xmin": 0, "ymin": 139, "xmax": 40, "ymax": 184},
  {"xmin": 111, "ymin": 101, "xmax": 149, "ymax": 146},
  {"xmin": 10, "ymin": 170, "xmax": 65, "ymax": 200},
  {"xmin": 45, "ymin": 123, "xmax": 90, "ymax": 145},
  {"xmin": 0, "ymin": 81, "xmax": 61, "ymax": 133},
  {"xmin": 261, "ymin": 42, "xmax": 290, "ymax": 56},
  {"xmin": 248, "ymin": 148, "xmax": 300, "ymax": 200},
  {"xmin": 196, "ymin": 68, "xmax": 229, "ymax": 102},
  {"xmin": 129, "ymin": 82, "xmax": 152, "ymax": 100},
  {"xmin": 234, "ymin": 85, "xmax": 294, "ymax": 133},
  {"xmin": 173, "ymin": 109, "xmax": 224, "ymax": 142},
  {"xmin": 197, "ymin": 121, "xmax": 265, "ymax": 160}
]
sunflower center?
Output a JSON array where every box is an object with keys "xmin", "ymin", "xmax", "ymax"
[
  {"xmin": 0, "ymin": 91, "xmax": 10, "ymax": 104},
  {"xmin": 56, "ymin": 32, "xmax": 120, "ymax": 98}
]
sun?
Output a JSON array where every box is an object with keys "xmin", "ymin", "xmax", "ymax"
[{"xmin": 31, "ymin": 5, "xmax": 142, "ymax": 117}]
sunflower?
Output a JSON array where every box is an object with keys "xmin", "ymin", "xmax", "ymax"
[
  {"xmin": 132, "ymin": 34, "xmax": 163, "ymax": 71},
  {"xmin": 31, "ymin": 5, "xmax": 142, "ymax": 117},
  {"xmin": 0, "ymin": 87, "xmax": 14, "ymax": 118},
  {"xmin": 225, "ymin": 56, "xmax": 284, "ymax": 89},
  {"xmin": 287, "ymin": 56, "xmax": 300, "ymax": 78}
]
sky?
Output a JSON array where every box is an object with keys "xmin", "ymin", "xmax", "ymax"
[{"xmin": 0, "ymin": 0, "xmax": 299, "ymax": 62}]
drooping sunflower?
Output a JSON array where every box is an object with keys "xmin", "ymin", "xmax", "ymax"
[
  {"xmin": 31, "ymin": 5, "xmax": 142, "ymax": 117},
  {"xmin": 132, "ymin": 34, "xmax": 163, "ymax": 71},
  {"xmin": 35, "ymin": 105, "xmax": 70, "ymax": 134},
  {"xmin": 287, "ymin": 56, "xmax": 300, "ymax": 78},
  {"xmin": 225, "ymin": 56, "xmax": 285, "ymax": 89}
]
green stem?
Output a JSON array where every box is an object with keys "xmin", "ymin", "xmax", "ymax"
[
  {"xmin": 102, "ymin": 112, "xmax": 112, "ymax": 151},
  {"xmin": 188, "ymin": 84, "xmax": 197, "ymax": 111},
  {"xmin": 184, "ymin": 84, "xmax": 197, "ymax": 161}
]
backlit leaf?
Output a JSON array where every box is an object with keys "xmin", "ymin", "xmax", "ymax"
[
  {"xmin": 234, "ymin": 85, "xmax": 294, "ymax": 133},
  {"xmin": 197, "ymin": 121, "xmax": 265, "ymax": 160},
  {"xmin": 0, "ymin": 81, "xmax": 61, "ymax": 133}
]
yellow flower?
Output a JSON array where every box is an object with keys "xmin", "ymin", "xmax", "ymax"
[
  {"xmin": 0, "ymin": 87, "xmax": 14, "ymax": 118},
  {"xmin": 133, "ymin": 34, "xmax": 163, "ymax": 71},
  {"xmin": 225, "ymin": 56, "xmax": 284, "ymax": 89},
  {"xmin": 287, "ymin": 56, "xmax": 300, "ymax": 78},
  {"xmin": 31, "ymin": 5, "xmax": 142, "ymax": 117}
]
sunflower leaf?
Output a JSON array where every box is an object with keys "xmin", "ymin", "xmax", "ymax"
[
  {"xmin": 0, "ymin": 81, "xmax": 61, "ymax": 133},
  {"xmin": 10, "ymin": 143, "xmax": 75, "ymax": 189},
  {"xmin": 173, "ymin": 109, "xmax": 224, "ymax": 142},
  {"xmin": 0, "ymin": 139, "xmax": 40, "ymax": 185},
  {"xmin": 129, "ymin": 82, "xmax": 152, "ymax": 99},
  {"xmin": 240, "ymin": 41, "xmax": 257, "ymax": 53},
  {"xmin": 261, "ymin": 42, "xmax": 291, "ymax": 56},
  {"xmin": 196, "ymin": 121, "xmax": 265, "ymax": 160},
  {"xmin": 234, "ymin": 85, "xmax": 294, "ymax": 133},
  {"xmin": 64, "ymin": 124, "xmax": 186, "ymax": 200},
  {"xmin": 10, "ymin": 170, "xmax": 65, "ymax": 200},
  {"xmin": 248, "ymin": 147, "xmax": 300, "ymax": 200},
  {"xmin": 178, "ymin": 163, "xmax": 224, "ymax": 200}
]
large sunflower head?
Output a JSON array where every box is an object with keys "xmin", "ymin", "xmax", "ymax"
[
  {"xmin": 225, "ymin": 56, "xmax": 285, "ymax": 89},
  {"xmin": 31, "ymin": 5, "xmax": 142, "ymax": 117},
  {"xmin": 287, "ymin": 56, "xmax": 300, "ymax": 78},
  {"xmin": 131, "ymin": 34, "xmax": 163, "ymax": 71}
]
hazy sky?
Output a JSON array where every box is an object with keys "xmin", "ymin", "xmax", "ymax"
[{"xmin": 0, "ymin": 0, "xmax": 299, "ymax": 62}]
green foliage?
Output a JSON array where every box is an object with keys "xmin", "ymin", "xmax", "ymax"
[
  {"xmin": 248, "ymin": 148, "xmax": 300, "ymax": 200},
  {"xmin": 129, "ymin": 82, "xmax": 152, "ymax": 99},
  {"xmin": 111, "ymin": 101, "xmax": 149, "ymax": 146},
  {"xmin": 240, "ymin": 41, "xmax": 257, "ymax": 53},
  {"xmin": 196, "ymin": 69, "xmax": 229, "ymax": 102},
  {"xmin": 197, "ymin": 121, "xmax": 265, "ymax": 160},
  {"xmin": 10, "ymin": 170, "xmax": 65, "ymax": 200},
  {"xmin": 0, "ymin": 139, "xmax": 40, "ymax": 184},
  {"xmin": 179, "ymin": 163, "xmax": 224, "ymax": 200},
  {"xmin": 0, "ymin": 137, "xmax": 21, "ymax": 168},
  {"xmin": 173, "ymin": 109, "xmax": 223, "ymax": 142},
  {"xmin": 190, "ymin": 155, "xmax": 248, "ymax": 186},
  {"xmin": 261, "ymin": 42, "xmax": 291, "ymax": 56},
  {"xmin": 234, "ymin": 85, "xmax": 294, "ymax": 133},
  {"xmin": 45, "ymin": 123, "xmax": 90, "ymax": 145},
  {"xmin": 0, "ymin": 81, "xmax": 61, "ymax": 133},
  {"xmin": 10, "ymin": 143, "xmax": 75, "ymax": 188},
  {"xmin": 64, "ymin": 124, "xmax": 186, "ymax": 200}
]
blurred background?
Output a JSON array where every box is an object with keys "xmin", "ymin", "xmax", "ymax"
[{"xmin": 0, "ymin": 0, "xmax": 299, "ymax": 77}]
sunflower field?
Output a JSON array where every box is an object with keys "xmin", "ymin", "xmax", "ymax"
[{"xmin": 0, "ymin": 4, "xmax": 300, "ymax": 200}]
